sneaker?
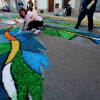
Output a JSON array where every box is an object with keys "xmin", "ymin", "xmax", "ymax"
[
  {"xmin": 34, "ymin": 30, "xmax": 40, "ymax": 34},
  {"xmin": 31, "ymin": 28, "xmax": 36, "ymax": 32}
]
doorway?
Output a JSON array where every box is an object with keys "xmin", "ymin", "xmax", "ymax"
[
  {"xmin": 62, "ymin": 0, "xmax": 70, "ymax": 8},
  {"xmin": 48, "ymin": 0, "xmax": 54, "ymax": 12}
]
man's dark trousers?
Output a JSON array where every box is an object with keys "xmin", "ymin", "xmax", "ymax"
[{"xmin": 75, "ymin": 11, "xmax": 94, "ymax": 31}]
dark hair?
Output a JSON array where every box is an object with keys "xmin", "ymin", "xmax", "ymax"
[{"xmin": 19, "ymin": 8, "xmax": 27, "ymax": 18}]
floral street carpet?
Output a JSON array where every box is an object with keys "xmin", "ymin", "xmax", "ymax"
[{"xmin": 0, "ymin": 26, "xmax": 49, "ymax": 100}]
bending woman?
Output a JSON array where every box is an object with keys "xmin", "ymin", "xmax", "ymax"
[{"xmin": 19, "ymin": 8, "xmax": 43, "ymax": 34}]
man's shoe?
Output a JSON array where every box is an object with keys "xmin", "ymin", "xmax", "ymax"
[{"xmin": 34, "ymin": 30, "xmax": 41, "ymax": 34}]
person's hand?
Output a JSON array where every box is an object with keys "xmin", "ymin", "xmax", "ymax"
[
  {"xmin": 86, "ymin": 4, "xmax": 91, "ymax": 9},
  {"xmin": 18, "ymin": 30, "xmax": 22, "ymax": 33}
]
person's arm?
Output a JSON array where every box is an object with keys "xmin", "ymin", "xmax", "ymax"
[
  {"xmin": 20, "ymin": 21, "xmax": 26, "ymax": 31},
  {"xmin": 26, "ymin": 15, "xmax": 35, "ymax": 25},
  {"xmin": 87, "ymin": 0, "xmax": 95, "ymax": 9}
]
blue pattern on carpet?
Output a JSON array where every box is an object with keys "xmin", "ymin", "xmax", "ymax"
[
  {"xmin": 70, "ymin": 28, "xmax": 100, "ymax": 38},
  {"xmin": 92, "ymin": 38, "xmax": 100, "ymax": 44},
  {"xmin": 0, "ymin": 35, "xmax": 10, "ymax": 43},
  {"xmin": 22, "ymin": 33, "xmax": 36, "ymax": 38},
  {"xmin": 22, "ymin": 50, "xmax": 49, "ymax": 74},
  {"xmin": 14, "ymin": 35, "xmax": 27, "ymax": 42},
  {"xmin": 9, "ymin": 29, "xmax": 19, "ymax": 36},
  {"xmin": 21, "ymin": 38, "xmax": 47, "ymax": 52},
  {"xmin": 44, "ymin": 18, "xmax": 65, "ymax": 22},
  {"xmin": 44, "ymin": 18, "xmax": 100, "ymax": 29},
  {"xmin": 0, "ymin": 52, "xmax": 10, "ymax": 100},
  {"xmin": 0, "ymin": 29, "xmax": 6, "ymax": 34}
]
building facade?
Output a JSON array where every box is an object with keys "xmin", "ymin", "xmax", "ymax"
[
  {"xmin": 37, "ymin": 0, "xmax": 71, "ymax": 13},
  {"xmin": 0, "ymin": 0, "xmax": 37, "ymax": 12},
  {"xmin": 0, "ymin": 0, "xmax": 100, "ymax": 22}
]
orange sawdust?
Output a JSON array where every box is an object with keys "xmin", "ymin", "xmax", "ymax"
[{"xmin": 4, "ymin": 26, "xmax": 17, "ymax": 41}]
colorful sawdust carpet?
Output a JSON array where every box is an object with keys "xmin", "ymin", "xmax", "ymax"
[
  {"xmin": 0, "ymin": 14, "xmax": 23, "ymax": 24},
  {"xmin": 0, "ymin": 26, "xmax": 49, "ymax": 100},
  {"xmin": 43, "ymin": 25, "xmax": 100, "ymax": 45},
  {"xmin": 0, "ymin": 16, "xmax": 8, "ymax": 21},
  {"xmin": 43, "ymin": 18, "xmax": 100, "ymax": 29},
  {"xmin": 1, "ymin": 19, "xmax": 24, "ymax": 24}
]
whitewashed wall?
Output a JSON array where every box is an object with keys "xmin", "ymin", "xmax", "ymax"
[
  {"xmin": 37, "ymin": 0, "xmax": 47, "ymax": 9},
  {"xmin": 9, "ymin": 0, "xmax": 17, "ymax": 12},
  {"xmin": 70, "ymin": 0, "xmax": 75, "ymax": 8},
  {"xmin": 37, "ymin": 0, "xmax": 48, "ymax": 13},
  {"xmin": 22, "ymin": 0, "xmax": 27, "ymax": 9},
  {"xmin": 0, "ymin": 2, "xmax": 3, "ymax": 8}
]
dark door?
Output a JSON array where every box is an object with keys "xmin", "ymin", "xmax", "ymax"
[
  {"xmin": 49, "ymin": 0, "xmax": 54, "ymax": 12},
  {"xmin": 62, "ymin": 0, "xmax": 70, "ymax": 8}
]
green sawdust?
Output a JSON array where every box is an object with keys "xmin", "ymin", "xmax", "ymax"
[
  {"xmin": 62, "ymin": 28, "xmax": 78, "ymax": 35},
  {"xmin": 11, "ymin": 50, "xmax": 43, "ymax": 100},
  {"xmin": 44, "ymin": 21, "xmax": 75, "ymax": 27},
  {"xmin": 58, "ymin": 31, "xmax": 75, "ymax": 40},
  {"xmin": 10, "ymin": 27, "xmax": 20, "ymax": 31},
  {"xmin": 4, "ymin": 27, "xmax": 20, "ymax": 31},
  {"xmin": 0, "ymin": 16, "xmax": 8, "ymax": 20},
  {"xmin": 44, "ymin": 28, "xmax": 75, "ymax": 40},
  {"xmin": 12, "ymin": 15, "xmax": 20, "ymax": 19},
  {"xmin": 0, "ymin": 43, "xmax": 11, "ymax": 55},
  {"xmin": 44, "ymin": 28, "xmax": 59, "ymax": 36}
]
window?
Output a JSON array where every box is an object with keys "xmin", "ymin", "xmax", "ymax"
[{"xmin": 55, "ymin": 3, "xmax": 59, "ymax": 8}]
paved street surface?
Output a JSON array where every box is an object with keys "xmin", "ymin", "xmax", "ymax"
[{"xmin": 0, "ymin": 11, "xmax": 100, "ymax": 100}]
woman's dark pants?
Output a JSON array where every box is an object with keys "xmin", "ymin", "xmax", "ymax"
[{"xmin": 28, "ymin": 20, "xmax": 43, "ymax": 30}]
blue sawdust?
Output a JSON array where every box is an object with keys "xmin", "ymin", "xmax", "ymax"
[
  {"xmin": 22, "ymin": 50, "xmax": 49, "ymax": 74},
  {"xmin": 80, "ymin": 25, "xmax": 100, "ymax": 29},
  {"xmin": 92, "ymin": 39, "xmax": 100, "ymax": 44},
  {"xmin": 0, "ymin": 52, "xmax": 10, "ymax": 100},
  {"xmin": 43, "ymin": 18, "xmax": 65, "ymax": 22},
  {"xmin": 44, "ymin": 18, "xmax": 100, "ymax": 29},
  {"xmin": 0, "ymin": 35, "xmax": 10, "ymax": 43},
  {"xmin": 21, "ymin": 38, "xmax": 47, "ymax": 52},
  {"xmin": 38, "ymin": 27, "xmax": 45, "ymax": 31},
  {"xmin": 0, "ymin": 16, "xmax": 8, "ymax": 20},
  {"xmin": 9, "ymin": 29, "xmax": 20, "ymax": 35},
  {"xmin": 45, "ymin": 24, "xmax": 65, "ymax": 29},
  {"xmin": 0, "ymin": 29, "xmax": 6, "ymax": 34},
  {"xmin": 22, "ymin": 33, "xmax": 36, "ymax": 38},
  {"xmin": 14, "ymin": 35, "xmax": 27, "ymax": 42},
  {"xmin": 70, "ymin": 28, "xmax": 100, "ymax": 38}
]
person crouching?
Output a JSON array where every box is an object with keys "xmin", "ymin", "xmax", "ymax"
[{"xmin": 18, "ymin": 8, "xmax": 43, "ymax": 34}]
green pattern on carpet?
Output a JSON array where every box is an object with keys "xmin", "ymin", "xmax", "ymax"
[
  {"xmin": 58, "ymin": 31, "xmax": 75, "ymax": 40},
  {"xmin": 11, "ymin": 50, "xmax": 43, "ymax": 100},
  {"xmin": 44, "ymin": 28, "xmax": 59, "ymax": 36},
  {"xmin": 0, "ymin": 43, "xmax": 11, "ymax": 55},
  {"xmin": 44, "ymin": 28, "xmax": 75, "ymax": 40},
  {"xmin": 44, "ymin": 21, "xmax": 75, "ymax": 27},
  {"xmin": 43, "ymin": 18, "xmax": 75, "ymax": 27},
  {"xmin": 12, "ymin": 15, "xmax": 20, "ymax": 19},
  {"xmin": 0, "ymin": 16, "xmax": 8, "ymax": 20},
  {"xmin": 4, "ymin": 26, "xmax": 20, "ymax": 31}
]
